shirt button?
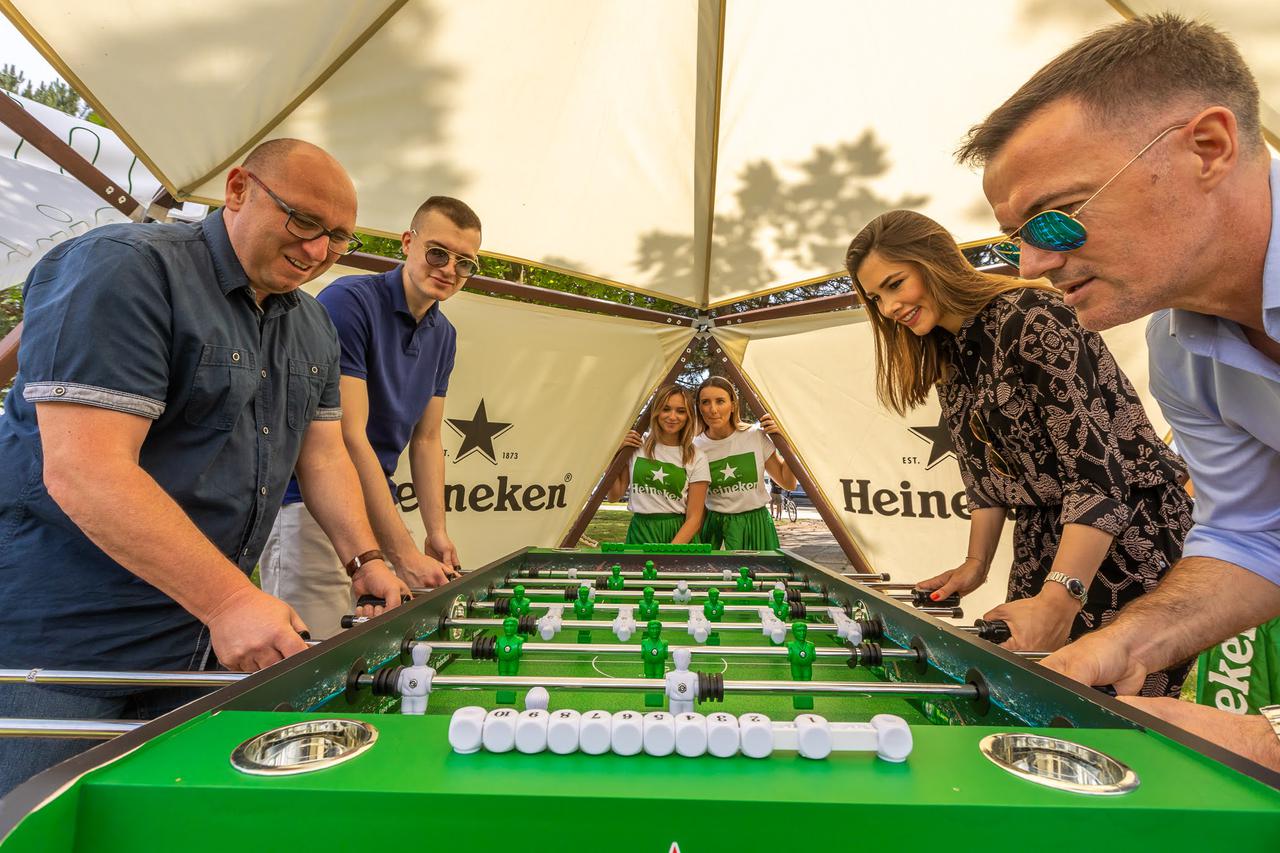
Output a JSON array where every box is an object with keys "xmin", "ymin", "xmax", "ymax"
[
  {"xmin": 310, "ymin": 366, "xmax": 319, "ymax": 374},
  {"xmin": 231, "ymin": 351, "xmax": 241, "ymax": 363},
  {"xmin": 53, "ymin": 386, "xmax": 65, "ymax": 396},
  {"xmin": 259, "ymin": 486, "xmax": 268, "ymax": 496},
  {"xmin": 260, "ymin": 369, "xmax": 268, "ymax": 379},
  {"xmin": 262, "ymin": 426, "xmax": 270, "ymax": 435}
]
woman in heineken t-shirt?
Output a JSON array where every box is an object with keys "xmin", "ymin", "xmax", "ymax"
[
  {"xmin": 694, "ymin": 377, "xmax": 797, "ymax": 550},
  {"xmin": 608, "ymin": 383, "xmax": 711, "ymax": 544}
]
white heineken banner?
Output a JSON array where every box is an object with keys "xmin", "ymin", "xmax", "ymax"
[
  {"xmin": 308, "ymin": 273, "xmax": 694, "ymax": 569},
  {"xmin": 715, "ymin": 308, "xmax": 1167, "ymax": 621}
]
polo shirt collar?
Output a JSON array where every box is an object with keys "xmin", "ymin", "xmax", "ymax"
[
  {"xmin": 201, "ymin": 208, "xmax": 301, "ymax": 315},
  {"xmin": 388, "ymin": 264, "xmax": 441, "ymax": 328},
  {"xmin": 1260, "ymin": 158, "xmax": 1280, "ymax": 342}
]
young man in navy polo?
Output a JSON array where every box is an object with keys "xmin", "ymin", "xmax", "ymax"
[{"xmin": 263, "ymin": 196, "xmax": 481, "ymax": 637}]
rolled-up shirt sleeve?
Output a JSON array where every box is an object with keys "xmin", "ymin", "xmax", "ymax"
[
  {"xmin": 19, "ymin": 236, "xmax": 171, "ymax": 419},
  {"xmin": 1150, "ymin": 354, "xmax": 1280, "ymax": 585}
]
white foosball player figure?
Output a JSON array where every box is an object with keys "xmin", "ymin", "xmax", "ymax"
[
  {"xmin": 397, "ymin": 643, "xmax": 436, "ymax": 715},
  {"xmin": 567, "ymin": 567, "xmax": 577, "ymax": 579},
  {"xmin": 827, "ymin": 607, "xmax": 862, "ymax": 644},
  {"xmin": 685, "ymin": 606, "xmax": 710, "ymax": 644},
  {"xmin": 537, "ymin": 604, "xmax": 565, "ymax": 641},
  {"xmin": 758, "ymin": 607, "xmax": 787, "ymax": 644},
  {"xmin": 665, "ymin": 647, "xmax": 699, "ymax": 715},
  {"xmin": 612, "ymin": 605, "xmax": 637, "ymax": 642},
  {"xmin": 671, "ymin": 580, "xmax": 693, "ymax": 604}
]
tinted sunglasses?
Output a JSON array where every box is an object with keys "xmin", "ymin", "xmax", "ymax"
[
  {"xmin": 968, "ymin": 410, "xmax": 1013, "ymax": 479},
  {"xmin": 991, "ymin": 123, "xmax": 1186, "ymax": 268},
  {"xmin": 410, "ymin": 229, "xmax": 480, "ymax": 279}
]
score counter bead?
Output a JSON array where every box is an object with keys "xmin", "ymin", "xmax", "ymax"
[
  {"xmin": 739, "ymin": 713, "xmax": 773, "ymax": 759},
  {"xmin": 579, "ymin": 710, "xmax": 613, "ymax": 755},
  {"xmin": 611, "ymin": 710, "xmax": 644, "ymax": 756},
  {"xmin": 871, "ymin": 714, "xmax": 913, "ymax": 763},
  {"xmin": 642, "ymin": 712, "xmax": 676, "ymax": 756},
  {"xmin": 674, "ymin": 712, "xmax": 708, "ymax": 757},
  {"xmin": 705, "ymin": 712, "xmax": 740, "ymax": 758},
  {"xmin": 515, "ymin": 709, "xmax": 549, "ymax": 754},
  {"xmin": 448, "ymin": 706, "xmax": 487, "ymax": 754},
  {"xmin": 482, "ymin": 708, "xmax": 518, "ymax": 753},
  {"xmin": 794, "ymin": 714, "xmax": 833, "ymax": 760},
  {"xmin": 546, "ymin": 709, "xmax": 582, "ymax": 755}
]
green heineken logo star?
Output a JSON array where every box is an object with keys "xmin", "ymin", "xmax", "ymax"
[
  {"xmin": 709, "ymin": 452, "xmax": 757, "ymax": 491},
  {"xmin": 633, "ymin": 456, "xmax": 686, "ymax": 498}
]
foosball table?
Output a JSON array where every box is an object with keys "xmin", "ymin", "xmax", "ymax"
[{"xmin": 2, "ymin": 546, "xmax": 1278, "ymax": 851}]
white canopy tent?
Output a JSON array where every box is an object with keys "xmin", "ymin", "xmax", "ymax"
[{"xmin": 1, "ymin": 1, "xmax": 1276, "ymax": 585}]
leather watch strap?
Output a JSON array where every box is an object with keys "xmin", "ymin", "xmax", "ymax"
[{"xmin": 343, "ymin": 549, "xmax": 385, "ymax": 578}]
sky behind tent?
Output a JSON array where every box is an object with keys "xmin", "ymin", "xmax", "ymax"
[{"xmin": 1, "ymin": 17, "xmax": 59, "ymax": 87}]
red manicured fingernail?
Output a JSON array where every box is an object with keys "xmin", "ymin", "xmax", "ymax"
[{"xmin": 930, "ymin": 592, "xmax": 939, "ymax": 600}]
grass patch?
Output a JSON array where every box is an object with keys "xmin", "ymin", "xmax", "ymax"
[{"xmin": 584, "ymin": 508, "xmax": 632, "ymax": 544}]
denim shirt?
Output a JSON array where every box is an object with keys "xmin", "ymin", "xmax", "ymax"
[
  {"xmin": 0, "ymin": 209, "xmax": 342, "ymax": 671},
  {"xmin": 1145, "ymin": 159, "xmax": 1280, "ymax": 586}
]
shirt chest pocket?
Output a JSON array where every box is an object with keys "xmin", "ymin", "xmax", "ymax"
[
  {"xmin": 287, "ymin": 358, "xmax": 327, "ymax": 431},
  {"xmin": 184, "ymin": 345, "xmax": 257, "ymax": 431}
]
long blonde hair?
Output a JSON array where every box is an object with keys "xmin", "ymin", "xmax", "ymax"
[
  {"xmin": 643, "ymin": 383, "xmax": 697, "ymax": 465},
  {"xmin": 844, "ymin": 210, "xmax": 1055, "ymax": 415}
]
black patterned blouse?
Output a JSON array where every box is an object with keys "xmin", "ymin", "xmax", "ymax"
[
  {"xmin": 938, "ymin": 287, "xmax": 1186, "ymax": 530},
  {"xmin": 936, "ymin": 288, "xmax": 1192, "ymax": 695}
]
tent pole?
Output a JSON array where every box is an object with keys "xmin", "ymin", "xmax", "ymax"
[
  {"xmin": 0, "ymin": 323, "xmax": 20, "ymax": 387},
  {"xmin": 337, "ymin": 253, "xmax": 693, "ymax": 327},
  {"xmin": 706, "ymin": 337, "xmax": 875, "ymax": 574},
  {"xmin": 558, "ymin": 338, "xmax": 702, "ymax": 547},
  {"xmin": 714, "ymin": 292, "xmax": 859, "ymax": 326},
  {"xmin": 0, "ymin": 94, "xmax": 144, "ymax": 222}
]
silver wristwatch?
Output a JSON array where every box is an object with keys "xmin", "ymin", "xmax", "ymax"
[
  {"xmin": 1045, "ymin": 571, "xmax": 1088, "ymax": 606},
  {"xmin": 1261, "ymin": 705, "xmax": 1280, "ymax": 744}
]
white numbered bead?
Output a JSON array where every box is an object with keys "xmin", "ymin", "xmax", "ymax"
[
  {"xmin": 871, "ymin": 714, "xmax": 914, "ymax": 763},
  {"xmin": 579, "ymin": 710, "xmax": 612, "ymax": 755},
  {"xmin": 643, "ymin": 712, "xmax": 676, "ymax": 757},
  {"xmin": 482, "ymin": 708, "xmax": 518, "ymax": 753},
  {"xmin": 674, "ymin": 712, "xmax": 708, "ymax": 757},
  {"xmin": 567, "ymin": 568, "xmax": 577, "ymax": 578},
  {"xmin": 515, "ymin": 709, "xmax": 549, "ymax": 754},
  {"xmin": 611, "ymin": 710, "xmax": 644, "ymax": 756},
  {"xmin": 795, "ymin": 714, "xmax": 832, "ymax": 760},
  {"xmin": 546, "ymin": 709, "xmax": 581, "ymax": 755},
  {"xmin": 447, "ymin": 706, "xmax": 487, "ymax": 754},
  {"xmin": 739, "ymin": 713, "xmax": 773, "ymax": 759},
  {"xmin": 706, "ymin": 712, "xmax": 739, "ymax": 758},
  {"xmin": 525, "ymin": 686, "xmax": 550, "ymax": 711}
]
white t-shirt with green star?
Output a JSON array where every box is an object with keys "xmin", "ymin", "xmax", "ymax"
[
  {"xmin": 626, "ymin": 441, "xmax": 711, "ymax": 515},
  {"xmin": 694, "ymin": 425, "xmax": 776, "ymax": 513}
]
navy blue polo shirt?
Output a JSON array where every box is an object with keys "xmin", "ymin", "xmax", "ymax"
[
  {"xmin": 0, "ymin": 209, "xmax": 342, "ymax": 672},
  {"xmin": 283, "ymin": 265, "xmax": 456, "ymax": 504}
]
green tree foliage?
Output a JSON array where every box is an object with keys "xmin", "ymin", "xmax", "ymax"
[{"xmin": 1, "ymin": 62, "xmax": 103, "ymax": 123}]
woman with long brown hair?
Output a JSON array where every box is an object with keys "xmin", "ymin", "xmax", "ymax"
[
  {"xmin": 693, "ymin": 377, "xmax": 796, "ymax": 551},
  {"xmin": 846, "ymin": 210, "xmax": 1191, "ymax": 695},
  {"xmin": 608, "ymin": 383, "xmax": 710, "ymax": 544}
]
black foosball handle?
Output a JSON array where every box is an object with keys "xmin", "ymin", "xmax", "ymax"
[
  {"xmin": 910, "ymin": 589, "xmax": 961, "ymax": 609},
  {"xmin": 356, "ymin": 594, "xmax": 413, "ymax": 608},
  {"xmin": 974, "ymin": 619, "xmax": 1011, "ymax": 644}
]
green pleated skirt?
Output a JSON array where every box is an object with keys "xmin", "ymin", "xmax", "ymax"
[
  {"xmin": 624, "ymin": 512, "xmax": 692, "ymax": 545},
  {"xmin": 700, "ymin": 505, "xmax": 779, "ymax": 551}
]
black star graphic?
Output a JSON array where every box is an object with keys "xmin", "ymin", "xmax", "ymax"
[
  {"xmin": 908, "ymin": 412, "xmax": 956, "ymax": 470},
  {"xmin": 446, "ymin": 399, "xmax": 513, "ymax": 464}
]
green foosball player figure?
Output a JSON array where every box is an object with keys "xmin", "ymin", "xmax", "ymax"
[
  {"xmin": 787, "ymin": 620, "xmax": 815, "ymax": 710},
  {"xmin": 641, "ymin": 619, "xmax": 669, "ymax": 706},
  {"xmin": 735, "ymin": 567, "xmax": 754, "ymax": 591},
  {"xmin": 641, "ymin": 560, "xmax": 658, "ymax": 580},
  {"xmin": 607, "ymin": 564, "xmax": 626, "ymax": 590},
  {"xmin": 638, "ymin": 586, "xmax": 661, "ymax": 622},
  {"xmin": 509, "ymin": 584, "xmax": 532, "ymax": 618},
  {"xmin": 496, "ymin": 616, "xmax": 525, "ymax": 703},
  {"xmin": 770, "ymin": 587, "xmax": 790, "ymax": 621},
  {"xmin": 703, "ymin": 587, "xmax": 724, "ymax": 646},
  {"xmin": 573, "ymin": 585, "xmax": 595, "ymax": 643}
]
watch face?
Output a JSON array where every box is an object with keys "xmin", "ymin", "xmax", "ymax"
[{"xmin": 1066, "ymin": 578, "xmax": 1086, "ymax": 596}]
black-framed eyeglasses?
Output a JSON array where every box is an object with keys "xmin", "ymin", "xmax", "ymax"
[
  {"xmin": 991, "ymin": 123, "xmax": 1187, "ymax": 268},
  {"xmin": 968, "ymin": 410, "xmax": 1013, "ymax": 479},
  {"xmin": 245, "ymin": 172, "xmax": 363, "ymax": 256},
  {"xmin": 410, "ymin": 229, "xmax": 480, "ymax": 279}
]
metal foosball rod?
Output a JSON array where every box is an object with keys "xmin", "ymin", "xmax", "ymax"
[
  {"xmin": 471, "ymin": 600, "xmax": 795, "ymax": 616},
  {"xmin": 0, "ymin": 719, "xmax": 143, "ymax": 739},
  {"xmin": 0, "ymin": 669, "xmax": 245, "ymax": 688},
  {"xmin": 485, "ymin": 585, "xmax": 960, "ymax": 609},
  {"xmin": 348, "ymin": 671, "xmax": 982, "ymax": 700},
  {"xmin": 518, "ymin": 569, "xmax": 795, "ymax": 581}
]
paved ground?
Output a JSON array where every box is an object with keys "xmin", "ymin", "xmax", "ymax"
[{"xmin": 773, "ymin": 516, "xmax": 853, "ymax": 572}]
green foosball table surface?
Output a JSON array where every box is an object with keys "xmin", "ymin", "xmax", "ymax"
[{"xmin": 3, "ymin": 547, "xmax": 1278, "ymax": 852}]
